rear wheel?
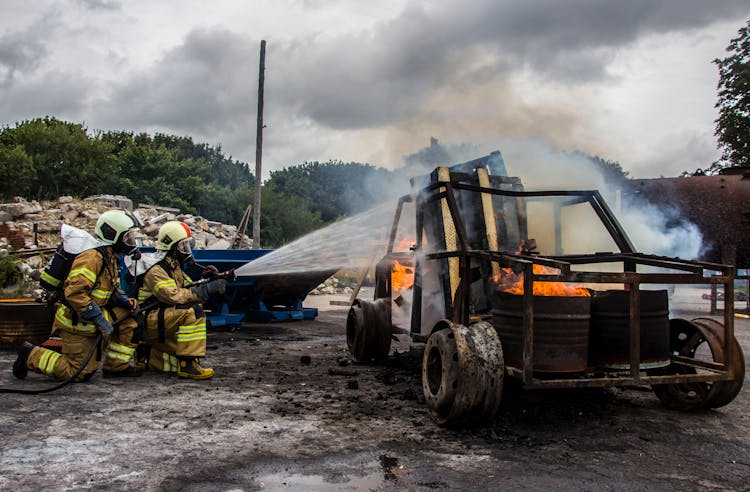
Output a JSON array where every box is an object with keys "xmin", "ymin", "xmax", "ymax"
[
  {"xmin": 691, "ymin": 318, "xmax": 745, "ymax": 408},
  {"xmin": 346, "ymin": 298, "xmax": 392, "ymax": 362},
  {"xmin": 650, "ymin": 318, "xmax": 745, "ymax": 410}
]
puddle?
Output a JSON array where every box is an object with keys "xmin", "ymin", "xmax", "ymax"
[
  {"xmin": 254, "ymin": 471, "xmax": 385, "ymax": 491},
  {"xmin": 253, "ymin": 453, "xmax": 415, "ymax": 491}
]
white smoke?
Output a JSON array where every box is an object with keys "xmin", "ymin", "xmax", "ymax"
[{"xmin": 499, "ymin": 138, "xmax": 704, "ymax": 259}]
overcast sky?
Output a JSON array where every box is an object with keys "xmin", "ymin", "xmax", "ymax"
[{"xmin": 1, "ymin": 0, "xmax": 749, "ymax": 180}]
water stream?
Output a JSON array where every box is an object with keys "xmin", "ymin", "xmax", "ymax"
[{"xmin": 234, "ymin": 200, "xmax": 408, "ymax": 277}]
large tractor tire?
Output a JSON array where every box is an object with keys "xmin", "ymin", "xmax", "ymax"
[
  {"xmin": 346, "ymin": 298, "xmax": 392, "ymax": 362},
  {"xmin": 421, "ymin": 320, "xmax": 504, "ymax": 426}
]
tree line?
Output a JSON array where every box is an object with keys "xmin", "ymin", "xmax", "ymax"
[{"xmin": 0, "ymin": 117, "xmax": 403, "ymax": 247}]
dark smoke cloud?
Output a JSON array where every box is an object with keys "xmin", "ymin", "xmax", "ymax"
[
  {"xmin": 268, "ymin": 0, "xmax": 750, "ymax": 130},
  {"xmin": 97, "ymin": 28, "xmax": 256, "ymax": 134}
]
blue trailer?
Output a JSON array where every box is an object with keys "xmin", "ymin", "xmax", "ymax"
[{"xmin": 126, "ymin": 249, "xmax": 335, "ymax": 327}]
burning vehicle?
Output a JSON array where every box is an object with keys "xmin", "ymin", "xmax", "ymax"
[{"xmin": 346, "ymin": 152, "xmax": 746, "ymax": 426}]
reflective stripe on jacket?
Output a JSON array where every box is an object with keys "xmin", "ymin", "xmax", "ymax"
[
  {"xmin": 52, "ymin": 247, "xmax": 118, "ymax": 336},
  {"xmin": 140, "ymin": 256, "xmax": 202, "ymax": 306}
]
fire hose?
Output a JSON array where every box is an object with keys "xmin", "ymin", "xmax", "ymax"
[
  {"xmin": 0, "ymin": 268, "xmax": 234, "ymax": 395},
  {"xmin": 0, "ymin": 300, "xmax": 159, "ymax": 395}
]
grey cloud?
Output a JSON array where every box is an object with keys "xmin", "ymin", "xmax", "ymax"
[
  {"xmin": 98, "ymin": 28, "xmax": 256, "ymax": 134},
  {"xmin": 75, "ymin": 0, "xmax": 750, "ymax": 169},
  {"xmin": 1, "ymin": 70, "xmax": 89, "ymax": 123},
  {"xmin": 0, "ymin": 25, "xmax": 49, "ymax": 85},
  {"xmin": 269, "ymin": 0, "xmax": 750, "ymax": 130},
  {"xmin": 76, "ymin": 0, "xmax": 121, "ymax": 11}
]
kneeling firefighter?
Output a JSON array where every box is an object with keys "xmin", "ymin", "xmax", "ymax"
[
  {"xmin": 138, "ymin": 221, "xmax": 225, "ymax": 379},
  {"xmin": 13, "ymin": 210, "xmax": 142, "ymax": 381}
]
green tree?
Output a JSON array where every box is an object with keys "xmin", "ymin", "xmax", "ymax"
[
  {"xmin": 0, "ymin": 117, "xmax": 116, "ymax": 199},
  {"xmin": 268, "ymin": 160, "xmax": 403, "ymax": 222},
  {"xmin": 714, "ymin": 19, "xmax": 750, "ymax": 169},
  {"xmin": 0, "ymin": 145, "xmax": 35, "ymax": 200},
  {"xmin": 101, "ymin": 131, "xmax": 254, "ymax": 222},
  {"xmin": 570, "ymin": 151, "xmax": 629, "ymax": 184},
  {"xmin": 255, "ymin": 185, "xmax": 324, "ymax": 247}
]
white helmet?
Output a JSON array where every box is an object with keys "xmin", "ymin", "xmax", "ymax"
[
  {"xmin": 95, "ymin": 210, "xmax": 138, "ymax": 252},
  {"xmin": 156, "ymin": 221, "xmax": 195, "ymax": 262}
]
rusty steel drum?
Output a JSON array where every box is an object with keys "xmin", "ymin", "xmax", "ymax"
[
  {"xmin": 0, "ymin": 298, "xmax": 54, "ymax": 349},
  {"xmin": 491, "ymin": 291, "xmax": 591, "ymax": 372},
  {"xmin": 589, "ymin": 290, "xmax": 670, "ymax": 370}
]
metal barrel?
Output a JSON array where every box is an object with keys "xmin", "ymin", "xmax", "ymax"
[
  {"xmin": 491, "ymin": 291, "xmax": 591, "ymax": 372},
  {"xmin": 589, "ymin": 290, "xmax": 670, "ymax": 370},
  {"xmin": 0, "ymin": 298, "xmax": 54, "ymax": 349}
]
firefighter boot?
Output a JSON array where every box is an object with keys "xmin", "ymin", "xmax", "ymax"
[
  {"xmin": 13, "ymin": 341, "xmax": 34, "ymax": 379},
  {"xmin": 177, "ymin": 357, "xmax": 214, "ymax": 380}
]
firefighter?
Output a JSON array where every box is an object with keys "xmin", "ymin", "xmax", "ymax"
[
  {"xmin": 13, "ymin": 209, "xmax": 142, "ymax": 381},
  {"xmin": 138, "ymin": 221, "xmax": 225, "ymax": 379}
]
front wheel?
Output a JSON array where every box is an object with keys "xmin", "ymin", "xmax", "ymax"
[{"xmin": 422, "ymin": 320, "xmax": 504, "ymax": 426}]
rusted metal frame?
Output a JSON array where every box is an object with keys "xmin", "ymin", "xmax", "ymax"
[
  {"xmin": 386, "ymin": 194, "xmax": 411, "ymax": 254},
  {"xmin": 671, "ymin": 355, "xmax": 726, "ymax": 371},
  {"xmin": 440, "ymin": 181, "xmax": 473, "ymax": 325},
  {"xmin": 412, "ymin": 195, "xmax": 424, "ymax": 335},
  {"xmin": 505, "ymin": 367, "xmax": 730, "ymax": 389},
  {"xmin": 635, "ymin": 253, "xmax": 732, "ymax": 274},
  {"xmin": 448, "ymin": 183, "xmax": 633, "ymax": 258},
  {"xmin": 554, "ymin": 203, "xmax": 563, "ymax": 255},
  {"xmin": 419, "ymin": 187, "xmax": 456, "ymax": 320},
  {"xmin": 587, "ymin": 191, "xmax": 636, "ymax": 254},
  {"xmin": 523, "ymin": 194, "xmax": 591, "ymax": 208},
  {"xmin": 473, "ymin": 250, "xmax": 570, "ymax": 274},
  {"xmin": 628, "ymin": 284, "xmax": 641, "ymax": 380},
  {"xmin": 617, "ymin": 254, "xmax": 705, "ymax": 273},
  {"xmin": 724, "ymin": 276, "xmax": 736, "ymax": 374},
  {"xmin": 551, "ymin": 252, "xmax": 710, "ymax": 273},
  {"xmin": 521, "ymin": 262, "xmax": 535, "ymax": 385},
  {"xmin": 440, "ymin": 181, "xmax": 470, "ymax": 251},
  {"xmin": 446, "ymin": 181, "xmax": 596, "ymax": 199},
  {"xmin": 564, "ymin": 272, "xmax": 703, "ymax": 284}
]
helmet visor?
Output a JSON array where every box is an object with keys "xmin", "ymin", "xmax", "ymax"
[
  {"xmin": 176, "ymin": 237, "xmax": 194, "ymax": 256},
  {"xmin": 121, "ymin": 229, "xmax": 138, "ymax": 248}
]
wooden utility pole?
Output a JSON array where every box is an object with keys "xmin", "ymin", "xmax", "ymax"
[{"xmin": 252, "ymin": 39, "xmax": 266, "ymax": 249}]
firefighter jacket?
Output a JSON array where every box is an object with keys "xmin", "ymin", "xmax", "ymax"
[
  {"xmin": 139, "ymin": 256, "xmax": 202, "ymax": 306},
  {"xmin": 139, "ymin": 255, "xmax": 207, "ymax": 363},
  {"xmin": 40, "ymin": 247, "xmax": 139, "ymax": 378},
  {"xmin": 52, "ymin": 247, "xmax": 119, "ymax": 335}
]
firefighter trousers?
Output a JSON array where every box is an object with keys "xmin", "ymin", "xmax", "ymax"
[
  {"xmin": 143, "ymin": 304, "xmax": 207, "ymax": 373},
  {"xmin": 26, "ymin": 306, "xmax": 139, "ymax": 381}
]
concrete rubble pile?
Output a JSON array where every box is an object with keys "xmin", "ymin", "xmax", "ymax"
[
  {"xmin": 0, "ymin": 195, "xmax": 251, "ymax": 295},
  {"xmin": 308, "ymin": 276, "xmax": 354, "ymax": 297}
]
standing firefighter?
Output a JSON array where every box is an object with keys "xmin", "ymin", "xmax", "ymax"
[
  {"xmin": 138, "ymin": 221, "xmax": 225, "ymax": 379},
  {"xmin": 13, "ymin": 210, "xmax": 142, "ymax": 381}
]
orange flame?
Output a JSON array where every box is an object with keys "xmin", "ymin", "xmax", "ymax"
[
  {"xmin": 394, "ymin": 238, "xmax": 415, "ymax": 252},
  {"xmin": 495, "ymin": 264, "xmax": 590, "ymax": 297},
  {"xmin": 392, "ymin": 259, "xmax": 415, "ymax": 292}
]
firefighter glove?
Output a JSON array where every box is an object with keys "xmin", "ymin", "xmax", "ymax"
[
  {"xmin": 202, "ymin": 265, "xmax": 220, "ymax": 278},
  {"xmin": 191, "ymin": 279, "xmax": 227, "ymax": 301},
  {"xmin": 112, "ymin": 289, "xmax": 138, "ymax": 312},
  {"xmin": 81, "ymin": 302, "xmax": 114, "ymax": 338}
]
